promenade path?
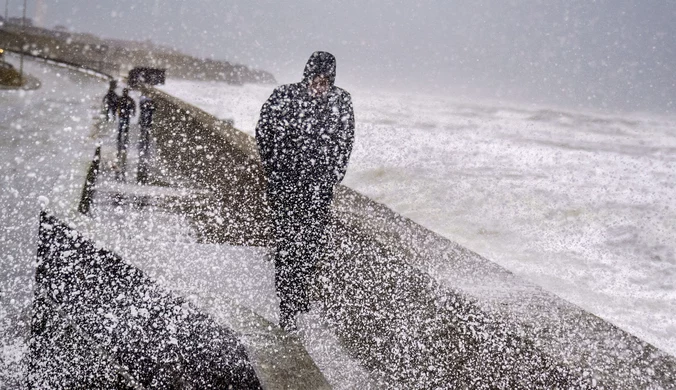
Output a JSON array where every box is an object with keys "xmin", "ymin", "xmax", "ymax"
[{"xmin": 1, "ymin": 55, "xmax": 107, "ymax": 386}]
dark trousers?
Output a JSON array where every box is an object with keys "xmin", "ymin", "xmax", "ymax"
[
  {"xmin": 105, "ymin": 106, "xmax": 116, "ymax": 122},
  {"xmin": 137, "ymin": 125, "xmax": 150, "ymax": 184},
  {"xmin": 267, "ymin": 182, "xmax": 332, "ymax": 322},
  {"xmin": 116, "ymin": 118, "xmax": 130, "ymax": 181}
]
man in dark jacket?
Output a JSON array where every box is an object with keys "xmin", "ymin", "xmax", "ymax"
[
  {"xmin": 116, "ymin": 88, "xmax": 136, "ymax": 181},
  {"xmin": 102, "ymin": 80, "xmax": 118, "ymax": 122},
  {"xmin": 256, "ymin": 51, "xmax": 355, "ymax": 331}
]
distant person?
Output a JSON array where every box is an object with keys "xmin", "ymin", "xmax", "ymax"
[
  {"xmin": 102, "ymin": 80, "xmax": 118, "ymax": 122},
  {"xmin": 137, "ymin": 95, "xmax": 155, "ymax": 184},
  {"xmin": 255, "ymin": 51, "xmax": 355, "ymax": 331},
  {"xmin": 116, "ymin": 88, "xmax": 136, "ymax": 181}
]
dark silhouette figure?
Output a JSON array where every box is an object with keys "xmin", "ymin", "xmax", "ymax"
[
  {"xmin": 102, "ymin": 80, "xmax": 118, "ymax": 122},
  {"xmin": 255, "ymin": 51, "xmax": 355, "ymax": 331},
  {"xmin": 137, "ymin": 95, "xmax": 155, "ymax": 184},
  {"xmin": 116, "ymin": 88, "xmax": 136, "ymax": 181}
]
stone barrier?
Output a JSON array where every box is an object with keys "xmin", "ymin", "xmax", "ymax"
[
  {"xmin": 141, "ymin": 87, "xmax": 269, "ymax": 246},
  {"xmin": 29, "ymin": 211, "xmax": 263, "ymax": 389}
]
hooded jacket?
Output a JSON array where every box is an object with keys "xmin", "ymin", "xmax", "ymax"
[{"xmin": 256, "ymin": 51, "xmax": 355, "ymax": 190}]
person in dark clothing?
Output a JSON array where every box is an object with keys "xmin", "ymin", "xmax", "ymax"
[
  {"xmin": 116, "ymin": 88, "xmax": 136, "ymax": 181},
  {"xmin": 137, "ymin": 95, "xmax": 155, "ymax": 184},
  {"xmin": 102, "ymin": 80, "xmax": 118, "ymax": 122},
  {"xmin": 255, "ymin": 51, "xmax": 355, "ymax": 331}
]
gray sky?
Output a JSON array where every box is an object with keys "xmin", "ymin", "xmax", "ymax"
[{"xmin": 9, "ymin": 0, "xmax": 676, "ymax": 114}]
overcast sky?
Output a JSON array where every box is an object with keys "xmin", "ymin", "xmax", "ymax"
[{"xmin": 8, "ymin": 0, "xmax": 676, "ymax": 114}]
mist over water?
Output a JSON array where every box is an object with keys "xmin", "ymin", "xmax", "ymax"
[{"xmin": 18, "ymin": 0, "xmax": 676, "ymax": 114}]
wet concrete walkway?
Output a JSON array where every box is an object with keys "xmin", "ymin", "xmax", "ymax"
[{"xmin": 0, "ymin": 55, "xmax": 106, "ymax": 386}]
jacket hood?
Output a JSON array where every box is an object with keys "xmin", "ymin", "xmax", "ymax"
[{"xmin": 302, "ymin": 51, "xmax": 336, "ymax": 86}]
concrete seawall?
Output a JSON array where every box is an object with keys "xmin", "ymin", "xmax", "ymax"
[
  {"xmin": 141, "ymin": 87, "xmax": 269, "ymax": 245},
  {"xmin": 141, "ymin": 86, "xmax": 676, "ymax": 388},
  {"xmin": 31, "ymin": 212, "xmax": 263, "ymax": 389}
]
